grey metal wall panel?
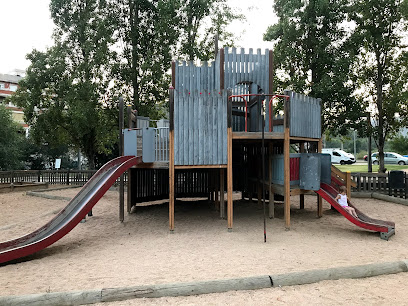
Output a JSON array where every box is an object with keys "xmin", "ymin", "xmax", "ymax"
[
  {"xmin": 299, "ymin": 154, "xmax": 321, "ymax": 191},
  {"xmin": 142, "ymin": 128, "xmax": 156, "ymax": 163},
  {"xmin": 123, "ymin": 129, "xmax": 138, "ymax": 156},
  {"xmin": 320, "ymin": 153, "xmax": 332, "ymax": 184}
]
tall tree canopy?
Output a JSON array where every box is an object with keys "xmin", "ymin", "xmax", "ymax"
[
  {"xmin": 12, "ymin": 0, "xmax": 240, "ymax": 169},
  {"xmin": 349, "ymin": 0, "xmax": 408, "ymax": 172},
  {"xmin": 12, "ymin": 0, "xmax": 118, "ymax": 169},
  {"xmin": 264, "ymin": 0, "xmax": 364, "ymax": 135},
  {"xmin": 113, "ymin": 0, "xmax": 241, "ymax": 117}
]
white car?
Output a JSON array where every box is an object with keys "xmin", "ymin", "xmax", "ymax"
[
  {"xmin": 322, "ymin": 148, "xmax": 356, "ymax": 165},
  {"xmin": 371, "ymin": 152, "xmax": 408, "ymax": 165}
]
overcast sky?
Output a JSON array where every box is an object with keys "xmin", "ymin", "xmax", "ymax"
[{"xmin": 0, "ymin": 0, "xmax": 277, "ymax": 73}]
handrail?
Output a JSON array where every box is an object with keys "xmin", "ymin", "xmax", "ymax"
[
  {"xmin": 331, "ymin": 165, "xmax": 357, "ymax": 188},
  {"xmin": 228, "ymin": 93, "xmax": 289, "ymax": 132}
]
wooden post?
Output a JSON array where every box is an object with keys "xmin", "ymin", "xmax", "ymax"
[
  {"xmin": 317, "ymin": 138, "xmax": 323, "ymax": 218},
  {"xmin": 227, "ymin": 89, "xmax": 233, "ymax": 230},
  {"xmin": 269, "ymin": 142, "xmax": 274, "ymax": 218},
  {"xmin": 299, "ymin": 142, "xmax": 305, "ymax": 210},
  {"xmin": 283, "ymin": 97, "xmax": 290, "ymax": 229},
  {"xmin": 119, "ymin": 97, "xmax": 125, "ymax": 222},
  {"xmin": 215, "ymin": 169, "xmax": 220, "ymax": 210},
  {"xmin": 169, "ymin": 68, "xmax": 175, "ymax": 231},
  {"xmin": 284, "ymin": 128, "xmax": 290, "ymax": 228},
  {"xmin": 220, "ymin": 49, "xmax": 224, "ymax": 91},
  {"xmin": 346, "ymin": 171, "xmax": 352, "ymax": 199},
  {"xmin": 220, "ymin": 168, "xmax": 225, "ymax": 219}
]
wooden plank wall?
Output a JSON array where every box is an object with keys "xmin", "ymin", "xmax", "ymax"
[
  {"xmin": 174, "ymin": 90, "xmax": 228, "ymax": 165},
  {"xmin": 224, "ymin": 47, "xmax": 270, "ymax": 130},
  {"xmin": 174, "ymin": 57, "xmax": 220, "ymax": 92},
  {"xmin": 286, "ymin": 90, "xmax": 321, "ymax": 139}
]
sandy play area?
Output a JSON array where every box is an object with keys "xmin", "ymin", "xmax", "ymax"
[{"xmin": 1, "ymin": 186, "xmax": 408, "ymax": 305}]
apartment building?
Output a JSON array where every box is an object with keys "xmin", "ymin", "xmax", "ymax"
[{"xmin": 0, "ymin": 71, "xmax": 29, "ymax": 135}]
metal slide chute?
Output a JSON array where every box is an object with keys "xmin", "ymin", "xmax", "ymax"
[
  {"xmin": 0, "ymin": 156, "xmax": 141, "ymax": 264},
  {"xmin": 316, "ymin": 181, "xmax": 395, "ymax": 240}
]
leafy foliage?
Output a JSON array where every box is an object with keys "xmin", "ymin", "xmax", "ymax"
[
  {"xmin": 12, "ymin": 0, "xmax": 118, "ymax": 169},
  {"xmin": 349, "ymin": 0, "xmax": 408, "ymax": 172},
  {"xmin": 389, "ymin": 135, "xmax": 408, "ymax": 155},
  {"xmin": 0, "ymin": 105, "xmax": 25, "ymax": 170},
  {"xmin": 264, "ymin": 0, "xmax": 364, "ymax": 135}
]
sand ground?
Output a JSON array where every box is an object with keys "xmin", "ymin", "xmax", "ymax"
[{"xmin": 1, "ymin": 187, "xmax": 408, "ymax": 305}]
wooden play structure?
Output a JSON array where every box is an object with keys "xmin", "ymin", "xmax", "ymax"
[{"xmin": 123, "ymin": 47, "xmax": 327, "ymax": 231}]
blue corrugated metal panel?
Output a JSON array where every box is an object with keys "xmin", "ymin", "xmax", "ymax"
[{"xmin": 271, "ymin": 153, "xmax": 301, "ymax": 186}]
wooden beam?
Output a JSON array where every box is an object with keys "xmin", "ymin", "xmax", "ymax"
[
  {"xmin": 227, "ymin": 89, "xmax": 233, "ymax": 230},
  {"xmin": 169, "ymin": 87, "xmax": 175, "ymax": 232},
  {"xmin": 299, "ymin": 142, "xmax": 305, "ymax": 210},
  {"xmin": 220, "ymin": 168, "xmax": 225, "ymax": 219},
  {"xmin": 220, "ymin": 48, "xmax": 224, "ymax": 90},
  {"xmin": 268, "ymin": 143, "xmax": 274, "ymax": 218},
  {"xmin": 284, "ymin": 127, "xmax": 290, "ymax": 229},
  {"xmin": 317, "ymin": 138, "xmax": 323, "ymax": 218},
  {"xmin": 175, "ymin": 165, "xmax": 227, "ymax": 169},
  {"xmin": 232, "ymin": 132, "xmax": 285, "ymax": 140},
  {"xmin": 269, "ymin": 50, "xmax": 274, "ymax": 95},
  {"xmin": 346, "ymin": 171, "xmax": 352, "ymax": 199},
  {"xmin": 119, "ymin": 97, "xmax": 125, "ymax": 222}
]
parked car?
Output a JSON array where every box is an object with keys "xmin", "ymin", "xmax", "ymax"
[
  {"xmin": 371, "ymin": 152, "xmax": 408, "ymax": 165},
  {"xmin": 322, "ymin": 148, "xmax": 356, "ymax": 165}
]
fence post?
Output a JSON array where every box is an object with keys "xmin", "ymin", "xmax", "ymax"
[
  {"xmin": 66, "ymin": 169, "xmax": 70, "ymax": 185},
  {"xmin": 11, "ymin": 171, "xmax": 14, "ymax": 184}
]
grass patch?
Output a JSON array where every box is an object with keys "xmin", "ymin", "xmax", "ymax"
[{"xmin": 336, "ymin": 164, "xmax": 408, "ymax": 173}]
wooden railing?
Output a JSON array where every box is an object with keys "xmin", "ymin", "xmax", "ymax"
[
  {"xmin": 331, "ymin": 165, "xmax": 356, "ymax": 198},
  {"xmin": 0, "ymin": 170, "xmax": 128, "ymax": 186},
  {"xmin": 351, "ymin": 172, "xmax": 407, "ymax": 199}
]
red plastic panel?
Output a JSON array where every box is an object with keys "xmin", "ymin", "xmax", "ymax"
[{"xmin": 290, "ymin": 157, "xmax": 300, "ymax": 181}]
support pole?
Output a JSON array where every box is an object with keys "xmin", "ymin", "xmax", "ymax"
[
  {"xmin": 283, "ymin": 94, "xmax": 290, "ymax": 229},
  {"xmin": 119, "ymin": 97, "xmax": 125, "ymax": 222},
  {"xmin": 169, "ymin": 62, "xmax": 176, "ymax": 232},
  {"xmin": 220, "ymin": 168, "xmax": 225, "ymax": 219},
  {"xmin": 299, "ymin": 142, "xmax": 305, "ymax": 210},
  {"xmin": 317, "ymin": 138, "xmax": 323, "ymax": 218},
  {"xmin": 169, "ymin": 86, "xmax": 175, "ymax": 232},
  {"xmin": 268, "ymin": 143, "xmax": 274, "ymax": 218},
  {"xmin": 227, "ymin": 89, "xmax": 233, "ymax": 230}
]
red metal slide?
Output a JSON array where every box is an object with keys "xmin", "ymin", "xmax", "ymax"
[
  {"xmin": 0, "ymin": 156, "xmax": 141, "ymax": 264},
  {"xmin": 316, "ymin": 181, "xmax": 395, "ymax": 240}
]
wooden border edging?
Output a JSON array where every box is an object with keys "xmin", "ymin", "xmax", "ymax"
[
  {"xmin": 1, "ymin": 260, "xmax": 407, "ymax": 305},
  {"xmin": 351, "ymin": 191, "xmax": 408, "ymax": 206}
]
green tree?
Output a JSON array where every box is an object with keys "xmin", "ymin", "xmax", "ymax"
[
  {"xmin": 264, "ymin": 0, "xmax": 364, "ymax": 135},
  {"xmin": 113, "ymin": 0, "xmax": 241, "ymax": 117},
  {"xmin": 13, "ymin": 0, "xmax": 118, "ymax": 169},
  {"xmin": 349, "ymin": 0, "xmax": 408, "ymax": 172},
  {"xmin": 177, "ymin": 0, "xmax": 242, "ymax": 61},
  {"xmin": 389, "ymin": 135, "xmax": 408, "ymax": 155},
  {"xmin": 0, "ymin": 105, "xmax": 24, "ymax": 170}
]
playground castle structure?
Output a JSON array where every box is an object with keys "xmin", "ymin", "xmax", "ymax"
[
  {"xmin": 123, "ymin": 46, "xmax": 327, "ymax": 231},
  {"xmin": 0, "ymin": 47, "xmax": 395, "ymax": 265}
]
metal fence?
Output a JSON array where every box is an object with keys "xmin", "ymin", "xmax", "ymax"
[{"xmin": 0, "ymin": 170, "xmax": 128, "ymax": 186}]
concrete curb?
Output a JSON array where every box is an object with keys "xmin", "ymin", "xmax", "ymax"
[
  {"xmin": 26, "ymin": 186, "xmax": 81, "ymax": 201},
  {"xmin": 351, "ymin": 191, "xmax": 408, "ymax": 206},
  {"xmin": 1, "ymin": 260, "xmax": 407, "ymax": 306}
]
